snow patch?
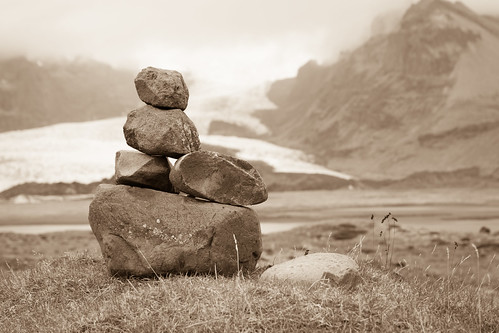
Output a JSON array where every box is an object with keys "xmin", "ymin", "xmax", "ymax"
[
  {"xmin": 201, "ymin": 135, "xmax": 353, "ymax": 180},
  {"xmin": 0, "ymin": 117, "xmax": 353, "ymax": 192}
]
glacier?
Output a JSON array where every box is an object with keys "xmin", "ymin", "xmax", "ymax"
[{"xmin": 0, "ymin": 117, "xmax": 352, "ymax": 192}]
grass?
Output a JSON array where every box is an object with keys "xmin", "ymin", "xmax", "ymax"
[
  {"xmin": 1, "ymin": 216, "xmax": 498, "ymax": 332},
  {"xmin": 1, "ymin": 250, "xmax": 498, "ymax": 332},
  {"xmin": 0, "ymin": 230, "xmax": 100, "ymax": 273}
]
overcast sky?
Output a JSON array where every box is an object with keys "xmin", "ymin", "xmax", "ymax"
[{"xmin": 1, "ymin": 0, "xmax": 498, "ymax": 89}]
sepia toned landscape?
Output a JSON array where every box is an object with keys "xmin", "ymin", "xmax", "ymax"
[{"xmin": 1, "ymin": 0, "xmax": 499, "ymax": 332}]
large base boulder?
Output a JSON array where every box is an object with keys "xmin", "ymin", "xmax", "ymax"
[
  {"xmin": 115, "ymin": 150, "xmax": 177, "ymax": 193},
  {"xmin": 89, "ymin": 184, "xmax": 262, "ymax": 277},
  {"xmin": 260, "ymin": 253, "xmax": 360, "ymax": 288},
  {"xmin": 123, "ymin": 105, "xmax": 200, "ymax": 157},
  {"xmin": 169, "ymin": 150, "xmax": 268, "ymax": 206}
]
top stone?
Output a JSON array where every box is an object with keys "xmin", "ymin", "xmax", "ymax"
[{"xmin": 134, "ymin": 67, "xmax": 189, "ymax": 110}]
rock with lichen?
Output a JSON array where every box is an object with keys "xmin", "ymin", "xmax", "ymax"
[{"xmin": 89, "ymin": 184, "xmax": 262, "ymax": 277}]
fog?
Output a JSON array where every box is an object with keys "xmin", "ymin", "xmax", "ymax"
[{"xmin": 1, "ymin": 0, "xmax": 499, "ymax": 89}]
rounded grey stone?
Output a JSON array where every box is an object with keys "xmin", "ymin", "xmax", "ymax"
[
  {"xmin": 123, "ymin": 105, "xmax": 200, "ymax": 158},
  {"xmin": 260, "ymin": 252, "xmax": 360, "ymax": 288},
  {"xmin": 134, "ymin": 67, "xmax": 189, "ymax": 110},
  {"xmin": 169, "ymin": 150, "xmax": 268, "ymax": 206}
]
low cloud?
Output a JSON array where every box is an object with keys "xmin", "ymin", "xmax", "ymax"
[{"xmin": 1, "ymin": 0, "xmax": 497, "ymax": 86}]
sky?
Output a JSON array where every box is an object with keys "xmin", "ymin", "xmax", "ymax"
[{"xmin": 1, "ymin": 0, "xmax": 499, "ymax": 90}]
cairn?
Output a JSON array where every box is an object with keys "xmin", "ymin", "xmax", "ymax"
[{"xmin": 88, "ymin": 67, "xmax": 267, "ymax": 277}]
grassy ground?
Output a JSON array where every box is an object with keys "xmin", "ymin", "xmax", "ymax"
[
  {"xmin": 1, "ymin": 189, "xmax": 499, "ymax": 331},
  {"xmin": 0, "ymin": 230, "xmax": 100, "ymax": 272},
  {"xmin": 262, "ymin": 218, "xmax": 499, "ymax": 286},
  {"xmin": 1, "ymin": 215, "xmax": 499, "ymax": 332},
  {"xmin": 1, "ymin": 245, "xmax": 498, "ymax": 332},
  {"xmin": 3, "ymin": 217, "xmax": 498, "ymax": 280}
]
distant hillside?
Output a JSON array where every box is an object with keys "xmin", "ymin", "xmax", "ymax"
[
  {"xmin": 258, "ymin": 0, "xmax": 499, "ymax": 181},
  {"xmin": 0, "ymin": 178, "xmax": 114, "ymax": 201},
  {"xmin": 0, "ymin": 57, "xmax": 139, "ymax": 132}
]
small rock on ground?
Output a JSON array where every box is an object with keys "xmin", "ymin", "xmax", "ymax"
[{"xmin": 260, "ymin": 252, "xmax": 360, "ymax": 288}]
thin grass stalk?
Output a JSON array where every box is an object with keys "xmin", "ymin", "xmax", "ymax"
[
  {"xmin": 371, "ymin": 214, "xmax": 375, "ymax": 256},
  {"xmin": 380, "ymin": 212, "xmax": 391, "ymax": 268},
  {"xmin": 327, "ymin": 231, "xmax": 333, "ymax": 253},
  {"xmin": 233, "ymin": 234, "xmax": 240, "ymax": 279},
  {"xmin": 472, "ymin": 243, "xmax": 481, "ymax": 333},
  {"xmin": 446, "ymin": 246, "xmax": 450, "ymax": 318},
  {"xmin": 137, "ymin": 249, "xmax": 162, "ymax": 281},
  {"xmin": 389, "ymin": 217, "xmax": 397, "ymax": 268}
]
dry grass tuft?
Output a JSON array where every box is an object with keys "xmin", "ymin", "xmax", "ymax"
[{"xmin": 1, "ymin": 236, "xmax": 498, "ymax": 332}]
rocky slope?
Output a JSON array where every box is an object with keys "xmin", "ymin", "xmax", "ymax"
[
  {"xmin": 0, "ymin": 57, "xmax": 139, "ymax": 132},
  {"xmin": 258, "ymin": 0, "xmax": 499, "ymax": 181}
]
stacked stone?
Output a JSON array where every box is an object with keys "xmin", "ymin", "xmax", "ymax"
[{"xmin": 89, "ymin": 67, "xmax": 268, "ymax": 277}]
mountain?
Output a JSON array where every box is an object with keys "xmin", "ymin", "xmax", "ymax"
[
  {"xmin": 0, "ymin": 56, "xmax": 356, "ymax": 195},
  {"xmin": 0, "ymin": 57, "xmax": 139, "ymax": 132},
  {"xmin": 258, "ymin": 0, "xmax": 499, "ymax": 181}
]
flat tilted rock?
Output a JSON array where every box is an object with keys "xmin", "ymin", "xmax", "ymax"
[
  {"xmin": 260, "ymin": 253, "xmax": 360, "ymax": 288},
  {"xmin": 123, "ymin": 105, "xmax": 200, "ymax": 158},
  {"xmin": 115, "ymin": 150, "xmax": 177, "ymax": 193},
  {"xmin": 135, "ymin": 67, "xmax": 189, "ymax": 110},
  {"xmin": 89, "ymin": 184, "xmax": 262, "ymax": 277},
  {"xmin": 169, "ymin": 150, "xmax": 268, "ymax": 206}
]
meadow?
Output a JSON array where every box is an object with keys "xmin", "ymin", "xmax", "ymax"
[{"xmin": 1, "ymin": 188, "xmax": 499, "ymax": 332}]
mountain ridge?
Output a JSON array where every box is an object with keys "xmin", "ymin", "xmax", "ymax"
[
  {"xmin": 0, "ymin": 56, "xmax": 139, "ymax": 132},
  {"xmin": 257, "ymin": 0, "xmax": 499, "ymax": 180}
]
